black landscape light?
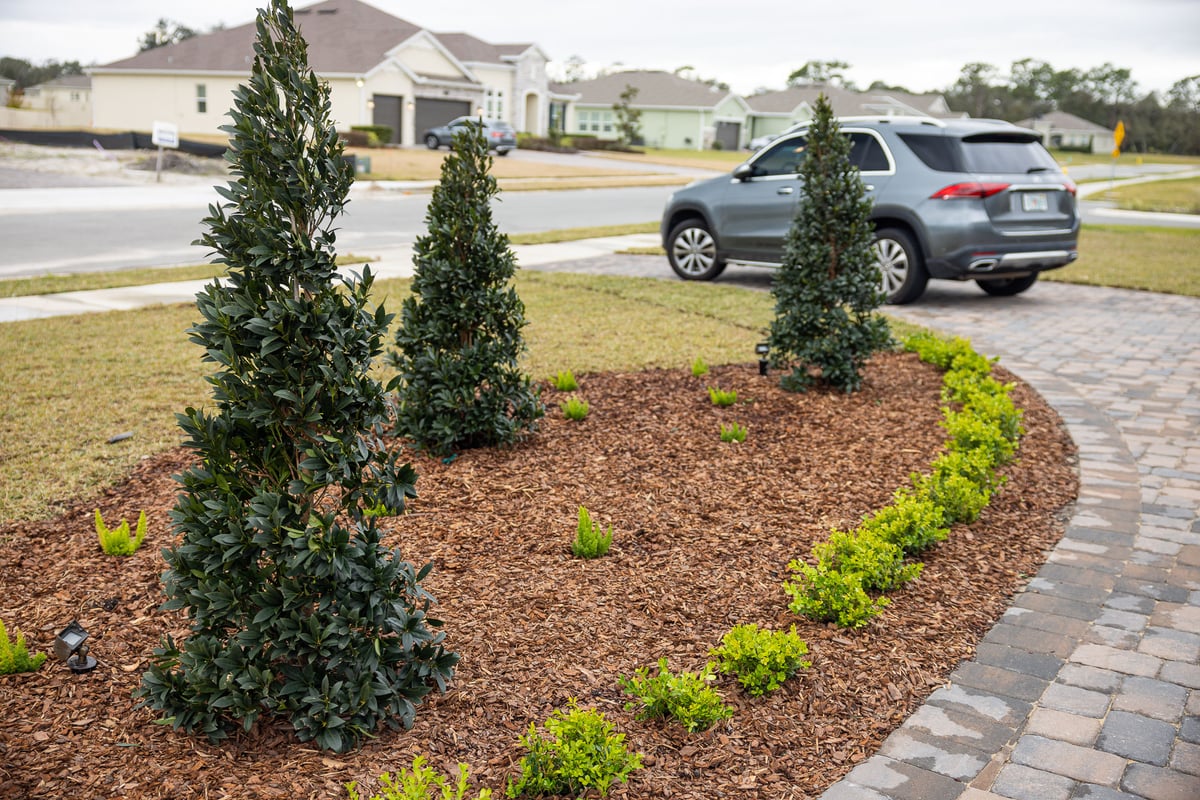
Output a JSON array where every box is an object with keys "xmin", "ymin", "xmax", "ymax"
[
  {"xmin": 53, "ymin": 620, "xmax": 97, "ymax": 673},
  {"xmin": 756, "ymin": 342, "xmax": 770, "ymax": 376}
]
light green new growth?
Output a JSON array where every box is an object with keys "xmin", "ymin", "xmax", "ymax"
[
  {"xmin": 620, "ymin": 658, "xmax": 733, "ymax": 732},
  {"xmin": 346, "ymin": 755, "xmax": 492, "ymax": 800},
  {"xmin": 561, "ymin": 396, "xmax": 589, "ymax": 421},
  {"xmin": 711, "ymin": 624, "xmax": 811, "ymax": 696},
  {"xmin": 95, "ymin": 508, "xmax": 147, "ymax": 556},
  {"xmin": 0, "ymin": 618, "xmax": 47, "ymax": 675},
  {"xmin": 550, "ymin": 369, "xmax": 578, "ymax": 391},
  {"xmin": 707, "ymin": 386, "xmax": 738, "ymax": 407},
  {"xmin": 572, "ymin": 505, "xmax": 612, "ymax": 558},
  {"xmin": 719, "ymin": 422, "xmax": 747, "ymax": 443},
  {"xmin": 691, "ymin": 356, "xmax": 709, "ymax": 377}
]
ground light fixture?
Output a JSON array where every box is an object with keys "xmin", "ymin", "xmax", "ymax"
[
  {"xmin": 756, "ymin": 342, "xmax": 770, "ymax": 376},
  {"xmin": 53, "ymin": 620, "xmax": 97, "ymax": 673}
]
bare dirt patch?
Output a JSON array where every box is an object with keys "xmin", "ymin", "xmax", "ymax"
[{"xmin": 0, "ymin": 353, "xmax": 1077, "ymax": 799}]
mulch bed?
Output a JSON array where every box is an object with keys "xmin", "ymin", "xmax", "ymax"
[{"xmin": 0, "ymin": 352, "xmax": 1078, "ymax": 799}]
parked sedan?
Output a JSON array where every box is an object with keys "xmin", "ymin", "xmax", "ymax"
[{"xmin": 422, "ymin": 117, "xmax": 517, "ymax": 155}]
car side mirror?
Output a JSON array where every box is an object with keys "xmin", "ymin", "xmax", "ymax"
[{"xmin": 733, "ymin": 163, "xmax": 755, "ymax": 181}]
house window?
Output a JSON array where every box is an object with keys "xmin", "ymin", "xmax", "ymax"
[
  {"xmin": 70, "ymin": 91, "xmax": 81, "ymax": 102},
  {"xmin": 196, "ymin": 84, "xmax": 207, "ymax": 113},
  {"xmin": 485, "ymin": 88, "xmax": 505, "ymax": 120}
]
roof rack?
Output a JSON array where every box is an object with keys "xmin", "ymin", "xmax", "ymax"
[{"xmin": 835, "ymin": 115, "xmax": 947, "ymax": 127}]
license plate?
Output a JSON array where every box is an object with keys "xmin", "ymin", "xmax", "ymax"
[{"xmin": 1021, "ymin": 192, "xmax": 1049, "ymax": 212}]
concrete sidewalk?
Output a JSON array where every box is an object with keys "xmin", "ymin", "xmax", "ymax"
[{"xmin": 0, "ymin": 233, "xmax": 663, "ymax": 323}]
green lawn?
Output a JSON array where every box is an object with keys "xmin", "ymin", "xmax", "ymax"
[
  {"xmin": 1099, "ymin": 176, "xmax": 1200, "ymax": 215},
  {"xmin": 0, "ymin": 272, "xmax": 778, "ymax": 523},
  {"xmin": 1044, "ymin": 225, "xmax": 1200, "ymax": 296}
]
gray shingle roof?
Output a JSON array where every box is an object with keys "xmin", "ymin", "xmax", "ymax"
[
  {"xmin": 746, "ymin": 84, "xmax": 953, "ymax": 118},
  {"xmin": 436, "ymin": 33, "xmax": 536, "ymax": 63},
  {"xmin": 1018, "ymin": 110, "xmax": 1109, "ymax": 132},
  {"xmin": 94, "ymin": 0, "xmax": 422, "ymax": 75},
  {"xmin": 550, "ymin": 70, "xmax": 735, "ymax": 108}
]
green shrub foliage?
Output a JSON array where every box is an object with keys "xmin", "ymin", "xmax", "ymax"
[
  {"xmin": 768, "ymin": 93, "xmax": 891, "ymax": 393},
  {"xmin": 135, "ymin": 0, "xmax": 456, "ymax": 753},
  {"xmin": 572, "ymin": 505, "xmax": 612, "ymax": 558},
  {"xmin": 619, "ymin": 658, "xmax": 733, "ymax": 732},
  {"xmin": 859, "ymin": 492, "xmax": 949, "ymax": 555},
  {"xmin": 711, "ymin": 624, "xmax": 811, "ymax": 696},
  {"xmin": 813, "ymin": 529, "xmax": 923, "ymax": 592},
  {"xmin": 707, "ymin": 386, "xmax": 738, "ymax": 406},
  {"xmin": 507, "ymin": 700, "xmax": 641, "ymax": 798},
  {"xmin": 390, "ymin": 118, "xmax": 542, "ymax": 454},
  {"xmin": 560, "ymin": 396, "xmax": 589, "ymax": 421},
  {"xmin": 95, "ymin": 508, "xmax": 147, "ymax": 555},
  {"xmin": 783, "ymin": 561, "xmax": 887, "ymax": 628},
  {"xmin": 347, "ymin": 756, "xmax": 492, "ymax": 800},
  {"xmin": 549, "ymin": 370, "xmax": 578, "ymax": 391},
  {"xmin": 0, "ymin": 618, "xmax": 46, "ymax": 675}
]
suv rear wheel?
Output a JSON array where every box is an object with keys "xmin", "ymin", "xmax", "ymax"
[
  {"xmin": 424, "ymin": 134, "xmax": 440, "ymax": 150},
  {"xmin": 874, "ymin": 227, "xmax": 927, "ymax": 305},
  {"xmin": 667, "ymin": 219, "xmax": 726, "ymax": 280},
  {"xmin": 976, "ymin": 274, "xmax": 1038, "ymax": 296}
]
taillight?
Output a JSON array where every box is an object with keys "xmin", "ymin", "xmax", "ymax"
[
  {"xmin": 1062, "ymin": 178, "xmax": 1077, "ymax": 196},
  {"xmin": 930, "ymin": 182, "xmax": 1010, "ymax": 200},
  {"xmin": 491, "ymin": 131, "xmax": 502, "ymax": 138}
]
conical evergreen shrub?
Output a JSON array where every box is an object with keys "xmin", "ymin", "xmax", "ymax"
[
  {"xmin": 136, "ymin": 0, "xmax": 457, "ymax": 753},
  {"xmin": 390, "ymin": 121, "xmax": 543, "ymax": 454},
  {"xmin": 768, "ymin": 94, "xmax": 892, "ymax": 392}
]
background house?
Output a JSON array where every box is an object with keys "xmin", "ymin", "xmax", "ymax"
[
  {"xmin": 0, "ymin": 78, "xmax": 13, "ymax": 107},
  {"xmin": 20, "ymin": 74, "xmax": 92, "ymax": 127},
  {"xmin": 551, "ymin": 70, "xmax": 750, "ymax": 150},
  {"xmin": 745, "ymin": 84, "xmax": 959, "ymax": 144},
  {"xmin": 1018, "ymin": 110, "xmax": 1116, "ymax": 154},
  {"xmin": 88, "ymin": 0, "xmax": 555, "ymax": 145}
]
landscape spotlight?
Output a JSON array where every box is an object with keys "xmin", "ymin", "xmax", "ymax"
[
  {"xmin": 756, "ymin": 342, "xmax": 770, "ymax": 376},
  {"xmin": 53, "ymin": 620, "xmax": 97, "ymax": 673}
]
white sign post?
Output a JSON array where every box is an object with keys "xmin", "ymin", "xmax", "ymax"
[{"xmin": 151, "ymin": 121, "xmax": 180, "ymax": 183}]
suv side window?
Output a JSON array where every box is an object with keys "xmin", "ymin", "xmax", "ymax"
[
  {"xmin": 750, "ymin": 136, "xmax": 807, "ymax": 176},
  {"xmin": 847, "ymin": 131, "xmax": 890, "ymax": 172},
  {"xmin": 898, "ymin": 133, "xmax": 960, "ymax": 172}
]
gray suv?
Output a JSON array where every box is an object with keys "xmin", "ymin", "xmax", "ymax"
[
  {"xmin": 423, "ymin": 117, "xmax": 517, "ymax": 156},
  {"xmin": 661, "ymin": 117, "xmax": 1079, "ymax": 303}
]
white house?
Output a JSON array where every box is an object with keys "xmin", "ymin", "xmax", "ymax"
[
  {"xmin": 1018, "ymin": 110, "xmax": 1116, "ymax": 154},
  {"xmin": 551, "ymin": 70, "xmax": 751, "ymax": 150},
  {"xmin": 89, "ymin": 0, "xmax": 557, "ymax": 145},
  {"xmin": 20, "ymin": 74, "xmax": 93, "ymax": 128},
  {"xmin": 745, "ymin": 84, "xmax": 959, "ymax": 144}
]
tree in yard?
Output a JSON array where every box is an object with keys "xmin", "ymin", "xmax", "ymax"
[
  {"xmin": 135, "ymin": 0, "xmax": 457, "ymax": 753},
  {"xmin": 613, "ymin": 84, "xmax": 642, "ymax": 146},
  {"xmin": 389, "ymin": 120, "xmax": 543, "ymax": 455},
  {"xmin": 788, "ymin": 60, "xmax": 854, "ymax": 89},
  {"xmin": 138, "ymin": 18, "xmax": 200, "ymax": 51},
  {"xmin": 767, "ymin": 93, "xmax": 891, "ymax": 393}
]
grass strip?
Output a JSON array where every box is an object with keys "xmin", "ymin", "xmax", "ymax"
[
  {"xmin": 0, "ymin": 272, "xmax": 778, "ymax": 523},
  {"xmin": 1045, "ymin": 225, "xmax": 1200, "ymax": 296}
]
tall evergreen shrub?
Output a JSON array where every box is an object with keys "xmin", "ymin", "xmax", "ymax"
[
  {"xmin": 768, "ymin": 94, "xmax": 892, "ymax": 392},
  {"xmin": 390, "ymin": 121, "xmax": 542, "ymax": 454},
  {"xmin": 136, "ymin": 0, "xmax": 457, "ymax": 753}
]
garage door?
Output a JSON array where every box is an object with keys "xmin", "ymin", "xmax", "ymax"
[
  {"xmin": 715, "ymin": 121, "xmax": 741, "ymax": 151},
  {"xmin": 415, "ymin": 99, "xmax": 472, "ymax": 137}
]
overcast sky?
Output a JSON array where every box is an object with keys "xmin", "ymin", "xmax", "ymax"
[{"xmin": 2, "ymin": 0, "xmax": 1198, "ymax": 96}]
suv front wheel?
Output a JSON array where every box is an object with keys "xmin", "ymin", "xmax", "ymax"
[
  {"xmin": 874, "ymin": 227, "xmax": 928, "ymax": 305},
  {"xmin": 667, "ymin": 219, "xmax": 726, "ymax": 281}
]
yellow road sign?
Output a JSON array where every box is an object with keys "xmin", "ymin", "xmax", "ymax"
[{"xmin": 1112, "ymin": 120, "xmax": 1126, "ymax": 157}]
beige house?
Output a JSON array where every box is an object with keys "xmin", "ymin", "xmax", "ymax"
[
  {"xmin": 551, "ymin": 70, "xmax": 751, "ymax": 150},
  {"xmin": 1018, "ymin": 110, "xmax": 1116, "ymax": 154},
  {"xmin": 19, "ymin": 74, "xmax": 93, "ymax": 127},
  {"xmin": 745, "ymin": 84, "xmax": 959, "ymax": 144},
  {"xmin": 89, "ymin": 0, "xmax": 557, "ymax": 144}
]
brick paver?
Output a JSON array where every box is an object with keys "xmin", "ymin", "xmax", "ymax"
[{"xmin": 817, "ymin": 281, "xmax": 1200, "ymax": 799}]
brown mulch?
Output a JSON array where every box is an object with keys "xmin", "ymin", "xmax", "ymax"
[{"xmin": 0, "ymin": 352, "xmax": 1078, "ymax": 800}]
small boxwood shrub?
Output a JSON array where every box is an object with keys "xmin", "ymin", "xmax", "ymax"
[
  {"xmin": 911, "ymin": 453, "xmax": 995, "ymax": 525},
  {"xmin": 620, "ymin": 658, "xmax": 732, "ymax": 733},
  {"xmin": 859, "ymin": 492, "xmax": 949, "ymax": 555},
  {"xmin": 783, "ymin": 561, "xmax": 887, "ymax": 628},
  {"xmin": 942, "ymin": 407, "xmax": 1016, "ymax": 466},
  {"xmin": 0, "ymin": 618, "xmax": 46, "ymax": 675},
  {"xmin": 507, "ymin": 700, "xmax": 641, "ymax": 798},
  {"xmin": 812, "ymin": 530, "xmax": 922, "ymax": 592},
  {"xmin": 710, "ymin": 624, "xmax": 811, "ymax": 696},
  {"xmin": 347, "ymin": 756, "xmax": 491, "ymax": 800}
]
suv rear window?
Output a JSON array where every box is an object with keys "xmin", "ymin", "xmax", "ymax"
[
  {"xmin": 898, "ymin": 133, "xmax": 960, "ymax": 172},
  {"xmin": 959, "ymin": 134, "xmax": 1059, "ymax": 174}
]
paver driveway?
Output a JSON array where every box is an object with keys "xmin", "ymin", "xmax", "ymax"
[{"xmin": 821, "ymin": 280, "xmax": 1200, "ymax": 800}]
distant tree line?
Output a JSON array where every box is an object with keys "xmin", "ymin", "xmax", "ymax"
[
  {"xmin": 943, "ymin": 59, "xmax": 1200, "ymax": 155},
  {"xmin": 0, "ymin": 57, "xmax": 84, "ymax": 90}
]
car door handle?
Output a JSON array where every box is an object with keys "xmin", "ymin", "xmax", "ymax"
[{"xmin": 777, "ymin": 187, "xmax": 793, "ymax": 195}]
